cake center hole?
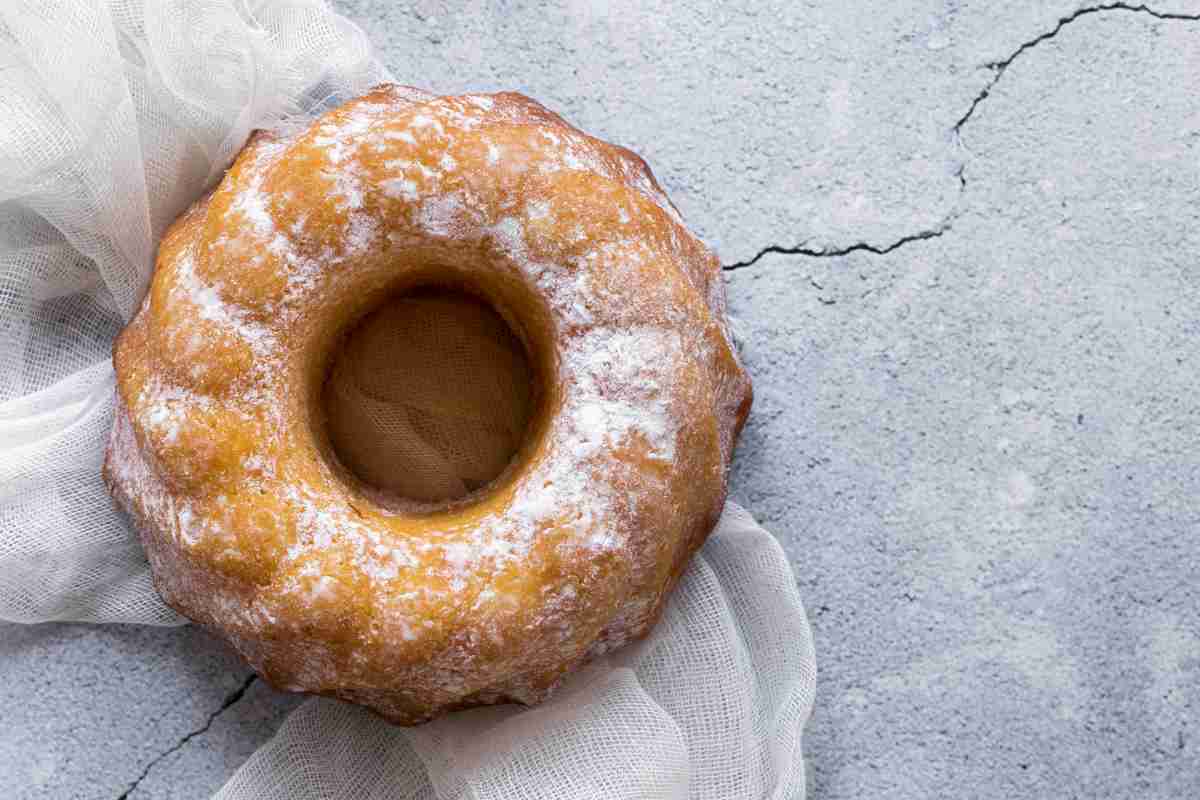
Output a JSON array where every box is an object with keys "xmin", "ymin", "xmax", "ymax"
[{"xmin": 323, "ymin": 287, "xmax": 535, "ymax": 504}]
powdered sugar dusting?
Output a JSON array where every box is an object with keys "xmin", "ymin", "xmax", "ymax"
[
  {"xmin": 493, "ymin": 326, "xmax": 683, "ymax": 559},
  {"xmin": 175, "ymin": 247, "xmax": 274, "ymax": 357},
  {"xmin": 139, "ymin": 382, "xmax": 188, "ymax": 445}
]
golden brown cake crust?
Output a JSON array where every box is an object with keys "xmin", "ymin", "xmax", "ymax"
[{"xmin": 103, "ymin": 85, "xmax": 752, "ymax": 724}]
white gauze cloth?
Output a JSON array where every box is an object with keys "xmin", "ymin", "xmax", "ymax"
[{"xmin": 0, "ymin": 2, "xmax": 816, "ymax": 798}]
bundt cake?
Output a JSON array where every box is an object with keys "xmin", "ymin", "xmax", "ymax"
[{"xmin": 104, "ymin": 84, "xmax": 752, "ymax": 724}]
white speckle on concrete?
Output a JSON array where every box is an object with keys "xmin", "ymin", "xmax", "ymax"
[{"xmin": 1002, "ymin": 471, "xmax": 1037, "ymax": 508}]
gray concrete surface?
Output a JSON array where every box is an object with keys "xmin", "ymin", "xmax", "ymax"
[{"xmin": 3, "ymin": 1, "xmax": 1199, "ymax": 797}]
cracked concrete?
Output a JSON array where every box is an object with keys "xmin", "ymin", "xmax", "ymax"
[
  {"xmin": 953, "ymin": 3, "xmax": 1200, "ymax": 135},
  {"xmin": 114, "ymin": 676, "xmax": 257, "ymax": 799},
  {"xmin": 4, "ymin": 1, "xmax": 1200, "ymax": 797},
  {"xmin": 0, "ymin": 623, "xmax": 299, "ymax": 799},
  {"xmin": 731, "ymin": 2, "xmax": 1200, "ymax": 272},
  {"xmin": 723, "ymin": 225, "xmax": 952, "ymax": 270}
]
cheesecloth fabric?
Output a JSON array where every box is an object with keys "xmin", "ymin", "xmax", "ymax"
[{"xmin": 0, "ymin": 2, "xmax": 817, "ymax": 798}]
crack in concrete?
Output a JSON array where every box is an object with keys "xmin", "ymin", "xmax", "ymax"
[
  {"xmin": 952, "ymin": 3, "xmax": 1200, "ymax": 134},
  {"xmin": 722, "ymin": 225, "xmax": 950, "ymax": 271},
  {"xmin": 724, "ymin": 2, "xmax": 1200, "ymax": 274},
  {"xmin": 114, "ymin": 674, "xmax": 257, "ymax": 800}
]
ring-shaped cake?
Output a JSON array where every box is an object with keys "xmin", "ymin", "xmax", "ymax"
[{"xmin": 105, "ymin": 85, "xmax": 752, "ymax": 723}]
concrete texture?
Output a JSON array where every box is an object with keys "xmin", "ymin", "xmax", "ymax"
[
  {"xmin": 3, "ymin": 1, "xmax": 1199, "ymax": 797},
  {"xmin": 0, "ymin": 623, "xmax": 301, "ymax": 798}
]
